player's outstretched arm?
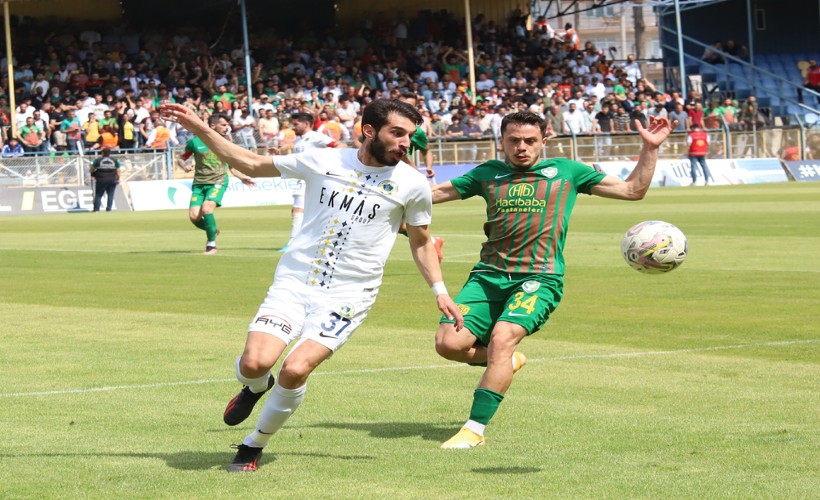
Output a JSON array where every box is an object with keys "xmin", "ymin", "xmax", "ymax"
[
  {"xmin": 430, "ymin": 181, "xmax": 461, "ymax": 204},
  {"xmin": 591, "ymin": 115, "xmax": 676, "ymax": 201},
  {"xmin": 406, "ymin": 224, "xmax": 464, "ymax": 331},
  {"xmin": 160, "ymin": 103, "xmax": 280, "ymax": 178}
]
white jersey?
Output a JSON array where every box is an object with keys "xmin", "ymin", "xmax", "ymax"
[
  {"xmin": 292, "ymin": 130, "xmax": 335, "ymax": 153},
  {"xmin": 273, "ymin": 148, "xmax": 431, "ymax": 292}
]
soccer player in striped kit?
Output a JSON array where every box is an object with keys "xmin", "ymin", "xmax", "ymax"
[{"xmin": 432, "ymin": 111, "xmax": 675, "ymax": 449}]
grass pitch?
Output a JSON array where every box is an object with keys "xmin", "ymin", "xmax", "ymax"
[{"xmin": 0, "ymin": 182, "xmax": 818, "ymax": 498}]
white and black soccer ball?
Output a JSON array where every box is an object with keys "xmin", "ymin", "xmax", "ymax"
[{"xmin": 621, "ymin": 220, "xmax": 688, "ymax": 274}]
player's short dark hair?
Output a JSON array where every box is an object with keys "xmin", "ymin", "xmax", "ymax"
[
  {"xmin": 208, "ymin": 114, "xmax": 227, "ymax": 127},
  {"xmin": 291, "ymin": 112, "xmax": 314, "ymax": 124},
  {"xmin": 500, "ymin": 111, "xmax": 548, "ymax": 137},
  {"xmin": 400, "ymin": 92, "xmax": 418, "ymax": 102},
  {"xmin": 362, "ymin": 99, "xmax": 422, "ymax": 133}
]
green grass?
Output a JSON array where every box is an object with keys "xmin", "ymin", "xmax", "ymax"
[{"xmin": 1, "ymin": 182, "xmax": 818, "ymax": 498}]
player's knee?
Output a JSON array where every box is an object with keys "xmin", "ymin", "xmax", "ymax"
[
  {"xmin": 435, "ymin": 332, "xmax": 466, "ymax": 360},
  {"xmin": 239, "ymin": 352, "xmax": 275, "ymax": 377},
  {"xmin": 278, "ymin": 357, "xmax": 315, "ymax": 384}
]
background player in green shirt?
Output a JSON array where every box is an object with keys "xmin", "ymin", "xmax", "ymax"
[
  {"xmin": 180, "ymin": 114, "xmax": 255, "ymax": 254},
  {"xmin": 398, "ymin": 93, "xmax": 445, "ymax": 261},
  {"xmin": 431, "ymin": 111, "xmax": 676, "ymax": 449}
]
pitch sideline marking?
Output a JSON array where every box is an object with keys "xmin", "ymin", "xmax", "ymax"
[{"xmin": 1, "ymin": 339, "xmax": 816, "ymax": 398}]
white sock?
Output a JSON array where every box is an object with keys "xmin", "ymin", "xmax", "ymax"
[
  {"xmin": 463, "ymin": 420, "xmax": 486, "ymax": 436},
  {"xmin": 206, "ymin": 240, "xmax": 216, "ymax": 247},
  {"xmin": 235, "ymin": 356, "xmax": 272, "ymax": 394},
  {"xmin": 243, "ymin": 382, "xmax": 307, "ymax": 448},
  {"xmin": 290, "ymin": 212, "xmax": 304, "ymax": 239}
]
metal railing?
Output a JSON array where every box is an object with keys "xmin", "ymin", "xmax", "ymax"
[{"xmin": 1, "ymin": 123, "xmax": 816, "ymax": 188}]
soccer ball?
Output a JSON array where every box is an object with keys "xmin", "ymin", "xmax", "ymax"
[{"xmin": 621, "ymin": 221, "xmax": 688, "ymax": 274}]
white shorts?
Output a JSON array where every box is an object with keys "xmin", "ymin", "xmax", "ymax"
[{"xmin": 248, "ymin": 280, "xmax": 379, "ymax": 352}]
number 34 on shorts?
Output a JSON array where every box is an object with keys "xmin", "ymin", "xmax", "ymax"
[{"xmin": 499, "ymin": 278, "xmax": 559, "ymax": 331}]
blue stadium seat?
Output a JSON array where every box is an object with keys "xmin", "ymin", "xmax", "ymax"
[
  {"xmin": 728, "ymin": 63, "xmax": 744, "ymax": 75},
  {"xmin": 734, "ymin": 79, "xmax": 751, "ymax": 90},
  {"xmin": 785, "ymin": 104, "xmax": 803, "ymax": 116}
]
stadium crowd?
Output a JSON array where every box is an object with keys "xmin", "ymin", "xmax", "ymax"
[{"xmin": 0, "ymin": 9, "xmax": 775, "ymax": 158}]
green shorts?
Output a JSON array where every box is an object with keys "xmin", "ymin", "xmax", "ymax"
[
  {"xmin": 441, "ymin": 271, "xmax": 563, "ymax": 345},
  {"xmin": 190, "ymin": 182, "xmax": 228, "ymax": 208}
]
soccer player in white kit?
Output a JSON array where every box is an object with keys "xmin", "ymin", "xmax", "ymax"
[
  {"xmin": 280, "ymin": 112, "xmax": 346, "ymax": 251},
  {"xmin": 160, "ymin": 99, "xmax": 463, "ymax": 473}
]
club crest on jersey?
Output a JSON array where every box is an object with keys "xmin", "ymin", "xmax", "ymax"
[
  {"xmin": 337, "ymin": 303, "xmax": 355, "ymax": 319},
  {"xmin": 378, "ymin": 180, "xmax": 398, "ymax": 195},
  {"xmin": 540, "ymin": 167, "xmax": 558, "ymax": 179},
  {"xmin": 522, "ymin": 280, "xmax": 540, "ymax": 293}
]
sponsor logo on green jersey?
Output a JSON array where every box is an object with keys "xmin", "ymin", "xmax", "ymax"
[{"xmin": 496, "ymin": 182, "xmax": 546, "ymax": 213}]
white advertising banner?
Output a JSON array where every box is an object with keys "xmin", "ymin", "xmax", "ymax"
[
  {"xmin": 127, "ymin": 177, "xmax": 303, "ymax": 211},
  {"xmin": 593, "ymin": 158, "xmax": 789, "ymax": 187}
]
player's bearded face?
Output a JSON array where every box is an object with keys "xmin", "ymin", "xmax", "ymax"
[
  {"xmin": 369, "ymin": 131, "xmax": 405, "ymax": 166},
  {"xmin": 502, "ymin": 124, "xmax": 546, "ymax": 168}
]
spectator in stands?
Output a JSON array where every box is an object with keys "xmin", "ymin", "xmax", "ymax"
[
  {"xmin": 799, "ymin": 59, "xmax": 820, "ymax": 103},
  {"xmin": 83, "ymin": 114, "xmax": 102, "ymax": 150},
  {"xmin": 563, "ymin": 102, "xmax": 585, "ymax": 135},
  {"xmin": 592, "ymin": 102, "xmax": 614, "ymax": 157},
  {"xmin": 622, "ymin": 54, "xmax": 642, "ymax": 85},
  {"xmin": 668, "ymin": 103, "xmax": 688, "ymax": 132},
  {"xmin": 806, "ymin": 134, "xmax": 819, "ymax": 160},
  {"xmin": 612, "ymin": 103, "xmax": 632, "ymax": 134},
  {"xmin": 18, "ymin": 116, "xmax": 45, "ymax": 154},
  {"xmin": 547, "ymin": 105, "xmax": 566, "ymax": 135},
  {"xmin": 780, "ymin": 141, "xmax": 804, "ymax": 161},
  {"xmin": 461, "ymin": 115, "xmax": 483, "ymax": 161},
  {"xmin": 738, "ymin": 96, "xmax": 766, "ymax": 130},
  {"xmin": 96, "ymin": 124, "xmax": 119, "ymax": 151},
  {"xmin": 32, "ymin": 110, "xmax": 50, "ymax": 152},
  {"xmin": 119, "ymin": 114, "xmax": 137, "ymax": 151},
  {"xmin": 60, "ymin": 110, "xmax": 83, "ymax": 152},
  {"xmin": 702, "ymin": 41, "xmax": 724, "ymax": 65},
  {"xmin": 563, "ymin": 23, "xmax": 580, "ymax": 53},
  {"xmin": 144, "ymin": 116, "xmax": 177, "ymax": 150},
  {"xmin": 2, "ymin": 137, "xmax": 24, "ymax": 157},
  {"xmin": 429, "ymin": 113, "xmax": 446, "ymax": 139},
  {"xmin": 648, "ymin": 101, "xmax": 668, "ymax": 122},
  {"xmin": 723, "ymin": 40, "xmax": 748, "ymax": 61},
  {"xmin": 445, "ymin": 116, "xmax": 465, "ymax": 139},
  {"xmin": 687, "ymin": 101, "xmax": 704, "ymax": 129},
  {"xmin": 258, "ymin": 109, "xmax": 280, "ymax": 149},
  {"xmin": 233, "ymin": 107, "xmax": 257, "ymax": 151}
]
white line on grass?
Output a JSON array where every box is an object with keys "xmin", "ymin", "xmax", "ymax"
[{"xmin": 1, "ymin": 339, "xmax": 816, "ymax": 398}]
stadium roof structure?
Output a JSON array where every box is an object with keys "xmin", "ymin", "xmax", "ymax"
[{"xmin": 535, "ymin": 0, "xmax": 732, "ymax": 17}]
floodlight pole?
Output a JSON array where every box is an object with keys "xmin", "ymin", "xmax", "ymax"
[
  {"xmin": 746, "ymin": 0, "xmax": 755, "ymax": 67},
  {"xmin": 674, "ymin": 0, "xmax": 686, "ymax": 97},
  {"xmin": 464, "ymin": 0, "xmax": 476, "ymax": 105},
  {"xmin": 3, "ymin": 0, "xmax": 17, "ymax": 138},
  {"xmin": 240, "ymin": 0, "xmax": 253, "ymax": 110}
]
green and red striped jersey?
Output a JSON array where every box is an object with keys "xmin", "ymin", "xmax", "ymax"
[{"xmin": 451, "ymin": 158, "xmax": 606, "ymax": 275}]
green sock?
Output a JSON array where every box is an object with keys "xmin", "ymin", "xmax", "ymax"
[
  {"xmin": 468, "ymin": 388, "xmax": 504, "ymax": 425},
  {"xmin": 192, "ymin": 217, "xmax": 207, "ymax": 231},
  {"xmin": 203, "ymin": 213, "xmax": 217, "ymax": 241}
]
